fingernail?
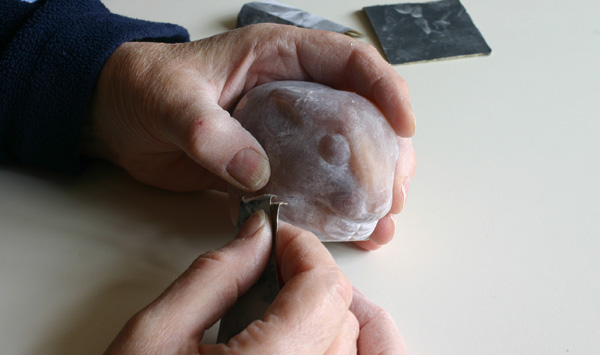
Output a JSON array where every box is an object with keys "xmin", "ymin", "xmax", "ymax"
[
  {"xmin": 236, "ymin": 210, "xmax": 267, "ymax": 239},
  {"xmin": 226, "ymin": 148, "xmax": 270, "ymax": 191},
  {"xmin": 389, "ymin": 214, "xmax": 397, "ymax": 231},
  {"xmin": 399, "ymin": 176, "xmax": 409, "ymax": 210}
]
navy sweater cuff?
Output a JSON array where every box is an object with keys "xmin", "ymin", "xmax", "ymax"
[{"xmin": 0, "ymin": 0, "xmax": 190, "ymax": 173}]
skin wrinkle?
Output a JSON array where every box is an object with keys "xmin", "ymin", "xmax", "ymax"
[
  {"xmin": 126, "ymin": 309, "xmax": 175, "ymax": 350},
  {"xmin": 292, "ymin": 32, "xmax": 315, "ymax": 84},
  {"xmin": 346, "ymin": 45, "xmax": 383, "ymax": 97},
  {"xmin": 334, "ymin": 37, "xmax": 369, "ymax": 90},
  {"xmin": 278, "ymin": 234, "xmax": 327, "ymax": 280},
  {"xmin": 149, "ymin": 65, "xmax": 198, "ymax": 133},
  {"xmin": 191, "ymin": 247, "xmax": 249, "ymax": 286},
  {"xmin": 248, "ymin": 32, "xmax": 297, "ymax": 89},
  {"xmin": 296, "ymin": 32, "xmax": 335, "ymax": 87},
  {"xmin": 127, "ymin": 45, "xmax": 176, "ymax": 136},
  {"xmin": 154, "ymin": 226, "xmax": 270, "ymax": 346},
  {"xmin": 331, "ymin": 39, "xmax": 364, "ymax": 89},
  {"xmin": 350, "ymin": 289, "xmax": 407, "ymax": 354},
  {"xmin": 324, "ymin": 311, "xmax": 359, "ymax": 354},
  {"xmin": 276, "ymin": 28, "xmax": 309, "ymax": 82},
  {"xmin": 219, "ymin": 43, "xmax": 258, "ymax": 108},
  {"xmin": 228, "ymin": 319, "xmax": 271, "ymax": 351},
  {"xmin": 274, "ymin": 223, "xmax": 302, "ymax": 274},
  {"xmin": 278, "ymin": 267, "xmax": 351, "ymax": 325},
  {"xmin": 180, "ymin": 254, "xmax": 246, "ymax": 327},
  {"xmin": 219, "ymin": 25, "xmax": 289, "ymax": 104},
  {"xmin": 190, "ymin": 42, "xmax": 230, "ymax": 101},
  {"xmin": 99, "ymin": 43, "xmax": 186, "ymax": 167},
  {"xmin": 260, "ymin": 285, "xmax": 338, "ymax": 354}
]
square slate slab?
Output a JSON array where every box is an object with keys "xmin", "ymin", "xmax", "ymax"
[{"xmin": 364, "ymin": 0, "xmax": 491, "ymax": 64}]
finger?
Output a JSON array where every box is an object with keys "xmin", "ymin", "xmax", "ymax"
[
  {"xmin": 283, "ymin": 25, "xmax": 415, "ymax": 137},
  {"xmin": 356, "ymin": 138, "xmax": 416, "ymax": 250},
  {"xmin": 324, "ymin": 310, "xmax": 360, "ymax": 355},
  {"xmin": 311, "ymin": 40, "xmax": 416, "ymax": 138},
  {"xmin": 354, "ymin": 214, "xmax": 396, "ymax": 251},
  {"xmin": 350, "ymin": 287, "xmax": 408, "ymax": 355},
  {"xmin": 224, "ymin": 222, "xmax": 354, "ymax": 354},
  {"xmin": 163, "ymin": 81, "xmax": 271, "ymax": 191},
  {"xmin": 390, "ymin": 138, "xmax": 417, "ymax": 214},
  {"xmin": 212, "ymin": 24, "xmax": 415, "ymax": 138},
  {"xmin": 107, "ymin": 211, "xmax": 273, "ymax": 353}
]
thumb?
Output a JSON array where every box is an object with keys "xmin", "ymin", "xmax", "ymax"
[
  {"xmin": 350, "ymin": 287, "xmax": 408, "ymax": 354},
  {"xmin": 105, "ymin": 211, "xmax": 272, "ymax": 354},
  {"xmin": 169, "ymin": 95, "xmax": 270, "ymax": 191}
]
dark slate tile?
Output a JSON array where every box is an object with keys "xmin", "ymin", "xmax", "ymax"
[{"xmin": 364, "ymin": 0, "xmax": 491, "ymax": 64}]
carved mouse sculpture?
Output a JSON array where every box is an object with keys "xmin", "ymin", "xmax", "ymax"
[{"xmin": 229, "ymin": 81, "xmax": 398, "ymax": 241}]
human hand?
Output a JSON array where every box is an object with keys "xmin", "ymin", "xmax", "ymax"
[
  {"xmin": 104, "ymin": 212, "xmax": 407, "ymax": 354},
  {"xmin": 355, "ymin": 137, "xmax": 416, "ymax": 250},
  {"xmin": 85, "ymin": 23, "xmax": 416, "ymax": 247}
]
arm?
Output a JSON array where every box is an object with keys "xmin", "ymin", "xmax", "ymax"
[{"xmin": 0, "ymin": 0, "xmax": 188, "ymax": 172}]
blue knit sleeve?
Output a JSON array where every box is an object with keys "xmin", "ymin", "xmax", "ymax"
[{"xmin": 0, "ymin": 0, "xmax": 190, "ymax": 173}]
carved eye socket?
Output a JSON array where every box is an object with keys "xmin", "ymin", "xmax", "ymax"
[
  {"xmin": 261, "ymin": 89, "xmax": 304, "ymax": 136},
  {"xmin": 318, "ymin": 133, "xmax": 351, "ymax": 166}
]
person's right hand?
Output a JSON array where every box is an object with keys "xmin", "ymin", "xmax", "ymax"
[{"xmin": 105, "ymin": 212, "xmax": 407, "ymax": 354}]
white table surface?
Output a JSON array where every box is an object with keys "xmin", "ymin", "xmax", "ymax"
[{"xmin": 2, "ymin": 0, "xmax": 599, "ymax": 354}]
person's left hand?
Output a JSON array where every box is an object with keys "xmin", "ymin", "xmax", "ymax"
[
  {"xmin": 85, "ymin": 24, "xmax": 416, "ymax": 249},
  {"xmin": 104, "ymin": 212, "xmax": 408, "ymax": 354}
]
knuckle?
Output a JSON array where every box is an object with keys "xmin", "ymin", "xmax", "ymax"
[
  {"xmin": 371, "ymin": 305, "xmax": 394, "ymax": 323},
  {"xmin": 349, "ymin": 39, "xmax": 381, "ymax": 61},
  {"xmin": 346, "ymin": 310, "xmax": 360, "ymax": 336},
  {"xmin": 127, "ymin": 307, "xmax": 156, "ymax": 331},
  {"xmin": 357, "ymin": 40, "xmax": 381, "ymax": 57},
  {"xmin": 226, "ymin": 320, "xmax": 270, "ymax": 353},
  {"xmin": 117, "ymin": 307, "xmax": 168, "ymax": 349},
  {"xmin": 187, "ymin": 249, "xmax": 243, "ymax": 307},
  {"xmin": 190, "ymin": 249, "xmax": 231, "ymax": 271},
  {"xmin": 397, "ymin": 75, "xmax": 411, "ymax": 95},
  {"xmin": 361, "ymin": 301, "xmax": 394, "ymax": 327},
  {"xmin": 199, "ymin": 344, "xmax": 230, "ymax": 355},
  {"xmin": 320, "ymin": 266, "xmax": 353, "ymax": 306}
]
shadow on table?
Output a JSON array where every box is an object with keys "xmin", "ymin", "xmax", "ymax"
[
  {"xmin": 19, "ymin": 161, "xmax": 233, "ymax": 354},
  {"xmin": 18, "ymin": 161, "xmax": 361, "ymax": 354}
]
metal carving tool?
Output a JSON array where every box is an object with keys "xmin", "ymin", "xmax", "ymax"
[{"xmin": 216, "ymin": 194, "xmax": 283, "ymax": 343}]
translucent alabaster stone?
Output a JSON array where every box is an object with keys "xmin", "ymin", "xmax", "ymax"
[{"xmin": 229, "ymin": 81, "xmax": 398, "ymax": 242}]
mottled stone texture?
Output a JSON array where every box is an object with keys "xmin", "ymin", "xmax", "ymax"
[
  {"xmin": 229, "ymin": 81, "xmax": 398, "ymax": 242},
  {"xmin": 364, "ymin": 0, "xmax": 491, "ymax": 64}
]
